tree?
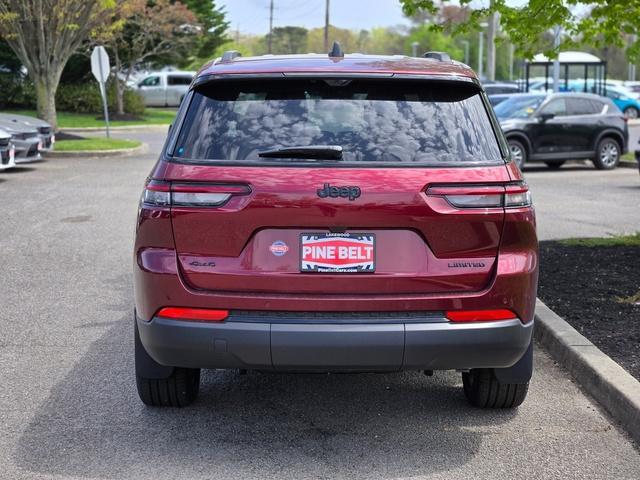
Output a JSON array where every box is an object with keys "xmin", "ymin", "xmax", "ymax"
[
  {"xmin": 0, "ymin": 0, "xmax": 114, "ymax": 128},
  {"xmin": 399, "ymin": 0, "xmax": 640, "ymax": 61},
  {"xmin": 267, "ymin": 26, "xmax": 308, "ymax": 54},
  {"xmin": 180, "ymin": 0, "xmax": 228, "ymax": 58},
  {"xmin": 307, "ymin": 26, "xmax": 359, "ymax": 53},
  {"xmin": 100, "ymin": 0, "xmax": 198, "ymax": 116}
]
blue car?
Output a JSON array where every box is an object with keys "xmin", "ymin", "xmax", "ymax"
[
  {"xmin": 604, "ymin": 86, "xmax": 640, "ymax": 118},
  {"xmin": 568, "ymin": 82, "xmax": 640, "ymax": 118}
]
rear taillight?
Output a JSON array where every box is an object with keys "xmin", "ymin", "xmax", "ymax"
[
  {"xmin": 141, "ymin": 180, "xmax": 250, "ymax": 207},
  {"xmin": 156, "ymin": 307, "xmax": 229, "ymax": 322},
  {"xmin": 445, "ymin": 309, "xmax": 517, "ymax": 322},
  {"xmin": 426, "ymin": 182, "xmax": 531, "ymax": 209}
]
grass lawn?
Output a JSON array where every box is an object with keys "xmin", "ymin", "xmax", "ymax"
[
  {"xmin": 54, "ymin": 138, "xmax": 141, "ymax": 152},
  {"xmin": 559, "ymin": 232, "xmax": 640, "ymax": 247},
  {"xmin": 5, "ymin": 109, "xmax": 175, "ymax": 128},
  {"xmin": 621, "ymin": 152, "xmax": 637, "ymax": 162}
]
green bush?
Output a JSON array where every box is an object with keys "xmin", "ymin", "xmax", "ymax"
[
  {"xmin": 55, "ymin": 83, "xmax": 102, "ymax": 113},
  {"xmin": 0, "ymin": 74, "xmax": 36, "ymax": 109},
  {"xmin": 0, "ymin": 75, "xmax": 144, "ymax": 116}
]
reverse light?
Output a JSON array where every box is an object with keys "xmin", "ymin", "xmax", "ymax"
[
  {"xmin": 426, "ymin": 182, "xmax": 532, "ymax": 209},
  {"xmin": 446, "ymin": 309, "xmax": 517, "ymax": 322},
  {"xmin": 157, "ymin": 307, "xmax": 229, "ymax": 322}
]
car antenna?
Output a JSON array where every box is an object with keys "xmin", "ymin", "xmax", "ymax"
[{"xmin": 328, "ymin": 41, "xmax": 344, "ymax": 58}]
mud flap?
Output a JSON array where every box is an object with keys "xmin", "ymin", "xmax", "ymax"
[
  {"xmin": 493, "ymin": 339, "xmax": 533, "ymax": 384},
  {"xmin": 134, "ymin": 313, "xmax": 175, "ymax": 379}
]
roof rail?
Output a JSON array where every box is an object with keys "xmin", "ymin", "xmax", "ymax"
[
  {"xmin": 221, "ymin": 50, "xmax": 242, "ymax": 63},
  {"xmin": 423, "ymin": 51, "xmax": 451, "ymax": 62},
  {"xmin": 328, "ymin": 41, "xmax": 344, "ymax": 58}
]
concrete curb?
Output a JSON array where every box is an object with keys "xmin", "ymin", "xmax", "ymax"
[
  {"xmin": 535, "ymin": 299, "xmax": 640, "ymax": 444},
  {"xmin": 61, "ymin": 124, "xmax": 169, "ymax": 133},
  {"xmin": 43, "ymin": 142, "xmax": 148, "ymax": 159},
  {"xmin": 619, "ymin": 160, "xmax": 638, "ymax": 169}
]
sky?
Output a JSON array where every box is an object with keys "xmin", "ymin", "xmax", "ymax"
[{"xmin": 218, "ymin": 0, "xmax": 412, "ymax": 35}]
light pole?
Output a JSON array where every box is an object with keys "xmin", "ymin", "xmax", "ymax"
[
  {"xmin": 509, "ymin": 43, "xmax": 514, "ymax": 81},
  {"xmin": 461, "ymin": 40, "xmax": 469, "ymax": 65},
  {"xmin": 411, "ymin": 41, "xmax": 420, "ymax": 57},
  {"xmin": 478, "ymin": 22, "xmax": 488, "ymax": 80},
  {"xmin": 552, "ymin": 25, "xmax": 561, "ymax": 92},
  {"xmin": 629, "ymin": 34, "xmax": 637, "ymax": 82}
]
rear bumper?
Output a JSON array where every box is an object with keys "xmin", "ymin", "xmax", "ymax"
[{"xmin": 137, "ymin": 312, "xmax": 533, "ymax": 372}]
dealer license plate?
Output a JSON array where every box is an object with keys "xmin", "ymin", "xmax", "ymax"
[{"xmin": 300, "ymin": 233, "xmax": 375, "ymax": 273}]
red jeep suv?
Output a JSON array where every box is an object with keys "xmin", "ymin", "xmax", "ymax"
[{"xmin": 134, "ymin": 46, "xmax": 538, "ymax": 409}]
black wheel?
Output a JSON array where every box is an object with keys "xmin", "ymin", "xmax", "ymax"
[
  {"xmin": 593, "ymin": 137, "xmax": 621, "ymax": 170},
  {"xmin": 545, "ymin": 161, "xmax": 565, "ymax": 169},
  {"xmin": 623, "ymin": 106, "xmax": 639, "ymax": 119},
  {"xmin": 462, "ymin": 369, "xmax": 529, "ymax": 408},
  {"xmin": 508, "ymin": 139, "xmax": 527, "ymax": 169},
  {"xmin": 135, "ymin": 322, "xmax": 200, "ymax": 407}
]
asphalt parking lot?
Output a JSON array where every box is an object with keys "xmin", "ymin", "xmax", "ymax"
[{"xmin": 0, "ymin": 128, "xmax": 639, "ymax": 479}]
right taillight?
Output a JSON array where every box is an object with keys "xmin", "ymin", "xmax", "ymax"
[
  {"xmin": 504, "ymin": 183, "xmax": 532, "ymax": 208},
  {"xmin": 141, "ymin": 180, "xmax": 250, "ymax": 207},
  {"xmin": 426, "ymin": 182, "xmax": 531, "ymax": 209}
]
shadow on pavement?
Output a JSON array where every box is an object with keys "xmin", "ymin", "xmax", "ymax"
[
  {"xmin": 14, "ymin": 314, "xmax": 518, "ymax": 480},
  {"xmin": 2, "ymin": 166, "xmax": 39, "ymax": 174}
]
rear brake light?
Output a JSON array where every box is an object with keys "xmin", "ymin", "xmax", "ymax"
[
  {"xmin": 426, "ymin": 183, "xmax": 531, "ymax": 209},
  {"xmin": 157, "ymin": 307, "xmax": 229, "ymax": 322},
  {"xmin": 445, "ymin": 309, "xmax": 517, "ymax": 322},
  {"xmin": 141, "ymin": 181, "xmax": 250, "ymax": 207}
]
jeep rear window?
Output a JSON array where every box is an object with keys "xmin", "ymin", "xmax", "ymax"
[{"xmin": 172, "ymin": 78, "xmax": 503, "ymax": 165}]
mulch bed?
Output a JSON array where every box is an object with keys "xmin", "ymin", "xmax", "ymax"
[{"xmin": 538, "ymin": 241, "xmax": 640, "ymax": 381}]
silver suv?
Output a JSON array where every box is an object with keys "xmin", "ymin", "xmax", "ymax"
[{"xmin": 136, "ymin": 71, "xmax": 195, "ymax": 107}]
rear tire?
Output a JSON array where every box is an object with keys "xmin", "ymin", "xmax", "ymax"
[
  {"xmin": 545, "ymin": 161, "xmax": 565, "ymax": 169},
  {"xmin": 593, "ymin": 137, "xmax": 621, "ymax": 170},
  {"xmin": 462, "ymin": 369, "xmax": 529, "ymax": 408},
  {"xmin": 135, "ymin": 322, "xmax": 200, "ymax": 407},
  {"xmin": 508, "ymin": 139, "xmax": 527, "ymax": 170}
]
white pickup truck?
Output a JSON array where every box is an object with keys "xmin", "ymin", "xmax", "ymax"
[{"xmin": 136, "ymin": 71, "xmax": 195, "ymax": 107}]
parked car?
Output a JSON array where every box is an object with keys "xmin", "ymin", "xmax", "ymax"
[
  {"xmin": 495, "ymin": 92, "xmax": 627, "ymax": 169},
  {"xmin": 0, "ymin": 128, "xmax": 15, "ymax": 170},
  {"xmin": 0, "ymin": 112, "xmax": 54, "ymax": 151},
  {"xmin": 567, "ymin": 82, "xmax": 640, "ymax": 118},
  {"xmin": 483, "ymin": 82, "xmax": 521, "ymax": 95},
  {"xmin": 604, "ymin": 86, "xmax": 640, "ymax": 118},
  {"xmin": 133, "ymin": 48, "xmax": 538, "ymax": 409},
  {"xmin": 136, "ymin": 71, "xmax": 195, "ymax": 107},
  {"xmin": 0, "ymin": 118, "xmax": 41, "ymax": 163},
  {"xmin": 488, "ymin": 93, "xmax": 517, "ymax": 106}
]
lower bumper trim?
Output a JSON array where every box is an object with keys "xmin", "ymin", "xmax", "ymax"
[{"xmin": 137, "ymin": 313, "xmax": 533, "ymax": 372}]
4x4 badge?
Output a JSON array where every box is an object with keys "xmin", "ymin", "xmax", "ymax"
[{"xmin": 317, "ymin": 183, "xmax": 361, "ymax": 201}]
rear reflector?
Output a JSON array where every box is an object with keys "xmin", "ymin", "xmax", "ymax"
[
  {"xmin": 426, "ymin": 182, "xmax": 532, "ymax": 209},
  {"xmin": 156, "ymin": 307, "xmax": 229, "ymax": 322},
  {"xmin": 445, "ymin": 309, "xmax": 517, "ymax": 322}
]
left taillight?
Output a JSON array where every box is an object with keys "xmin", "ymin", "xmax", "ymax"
[
  {"xmin": 141, "ymin": 180, "xmax": 171, "ymax": 206},
  {"xmin": 141, "ymin": 180, "xmax": 250, "ymax": 208},
  {"xmin": 426, "ymin": 182, "xmax": 532, "ymax": 209}
]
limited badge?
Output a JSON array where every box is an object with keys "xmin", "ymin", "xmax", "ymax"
[{"xmin": 269, "ymin": 240, "xmax": 289, "ymax": 257}]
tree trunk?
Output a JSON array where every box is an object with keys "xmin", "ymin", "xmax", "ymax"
[
  {"xmin": 114, "ymin": 49, "xmax": 125, "ymax": 116},
  {"xmin": 34, "ymin": 73, "xmax": 59, "ymax": 130},
  {"xmin": 116, "ymin": 80, "xmax": 125, "ymax": 116}
]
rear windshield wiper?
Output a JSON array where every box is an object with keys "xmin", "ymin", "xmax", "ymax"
[{"xmin": 258, "ymin": 145, "xmax": 343, "ymax": 160}]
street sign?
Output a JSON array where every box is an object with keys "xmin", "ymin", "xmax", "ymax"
[{"xmin": 90, "ymin": 46, "xmax": 111, "ymax": 138}]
